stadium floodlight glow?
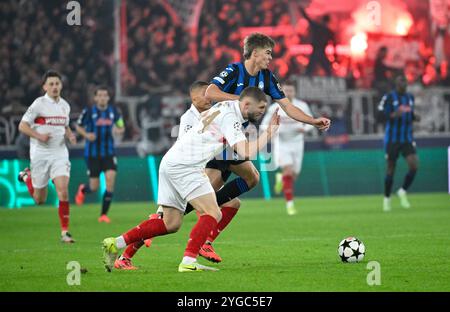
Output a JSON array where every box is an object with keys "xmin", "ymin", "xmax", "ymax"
[{"xmin": 350, "ymin": 32, "xmax": 368, "ymax": 57}]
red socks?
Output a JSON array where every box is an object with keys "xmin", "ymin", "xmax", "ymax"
[
  {"xmin": 123, "ymin": 240, "xmax": 145, "ymax": 259},
  {"xmin": 58, "ymin": 201, "xmax": 70, "ymax": 231},
  {"xmin": 123, "ymin": 218, "xmax": 167, "ymax": 245},
  {"xmin": 207, "ymin": 206, "xmax": 238, "ymax": 242},
  {"xmin": 282, "ymin": 175, "xmax": 294, "ymax": 201},
  {"xmin": 25, "ymin": 176, "xmax": 34, "ymax": 197},
  {"xmin": 184, "ymin": 215, "xmax": 218, "ymax": 258}
]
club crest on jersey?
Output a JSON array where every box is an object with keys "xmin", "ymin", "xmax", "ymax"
[{"xmin": 258, "ymin": 81, "xmax": 264, "ymax": 90}]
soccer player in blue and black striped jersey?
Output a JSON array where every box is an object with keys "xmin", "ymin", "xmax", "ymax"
[
  {"xmin": 75, "ymin": 86, "xmax": 125, "ymax": 222},
  {"xmin": 193, "ymin": 33, "xmax": 331, "ymax": 262},
  {"xmin": 378, "ymin": 75, "xmax": 420, "ymax": 211}
]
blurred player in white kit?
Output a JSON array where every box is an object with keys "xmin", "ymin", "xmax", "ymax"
[
  {"xmin": 17, "ymin": 70, "xmax": 77, "ymax": 243},
  {"xmin": 261, "ymin": 80, "xmax": 314, "ymax": 215}
]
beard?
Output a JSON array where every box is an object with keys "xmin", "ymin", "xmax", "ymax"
[{"xmin": 247, "ymin": 113, "xmax": 261, "ymax": 123}]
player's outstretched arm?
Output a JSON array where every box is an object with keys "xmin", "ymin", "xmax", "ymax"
[
  {"xmin": 233, "ymin": 109, "xmax": 280, "ymax": 159},
  {"xmin": 276, "ymin": 97, "xmax": 331, "ymax": 131},
  {"xmin": 205, "ymin": 84, "xmax": 240, "ymax": 103},
  {"xmin": 18, "ymin": 121, "xmax": 50, "ymax": 143}
]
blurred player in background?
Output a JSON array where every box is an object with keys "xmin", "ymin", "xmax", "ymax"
[
  {"xmin": 261, "ymin": 80, "xmax": 314, "ymax": 215},
  {"xmin": 75, "ymin": 86, "xmax": 125, "ymax": 223},
  {"xmin": 378, "ymin": 74, "xmax": 420, "ymax": 212},
  {"xmin": 17, "ymin": 70, "xmax": 76, "ymax": 243},
  {"xmin": 102, "ymin": 87, "xmax": 280, "ymax": 273}
]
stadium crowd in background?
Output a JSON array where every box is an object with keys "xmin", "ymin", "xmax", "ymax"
[{"xmin": 0, "ymin": 1, "xmax": 114, "ymax": 116}]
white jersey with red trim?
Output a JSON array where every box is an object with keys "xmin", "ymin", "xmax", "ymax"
[{"xmin": 21, "ymin": 93, "xmax": 71, "ymax": 160}]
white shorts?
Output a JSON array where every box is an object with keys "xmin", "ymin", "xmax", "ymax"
[
  {"xmin": 157, "ymin": 159, "xmax": 214, "ymax": 212},
  {"xmin": 30, "ymin": 157, "xmax": 71, "ymax": 189},
  {"xmin": 276, "ymin": 142, "xmax": 305, "ymax": 175}
]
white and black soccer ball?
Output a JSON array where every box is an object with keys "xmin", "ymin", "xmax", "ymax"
[{"xmin": 338, "ymin": 237, "xmax": 365, "ymax": 263}]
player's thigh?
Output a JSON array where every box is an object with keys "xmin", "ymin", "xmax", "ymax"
[
  {"xmin": 161, "ymin": 206, "xmax": 184, "ymax": 233},
  {"xmin": 53, "ymin": 175, "xmax": 70, "ymax": 200},
  {"xmin": 87, "ymin": 158, "xmax": 101, "ymax": 178},
  {"xmin": 30, "ymin": 158, "xmax": 50, "ymax": 189},
  {"xmin": 205, "ymin": 168, "xmax": 224, "ymax": 191},
  {"xmin": 188, "ymin": 192, "xmax": 222, "ymax": 221},
  {"xmin": 229, "ymin": 161, "xmax": 260, "ymax": 186},
  {"xmin": 385, "ymin": 143, "xmax": 400, "ymax": 162}
]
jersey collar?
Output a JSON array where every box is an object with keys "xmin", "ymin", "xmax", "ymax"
[
  {"xmin": 190, "ymin": 104, "xmax": 202, "ymax": 119},
  {"xmin": 44, "ymin": 93, "xmax": 61, "ymax": 104}
]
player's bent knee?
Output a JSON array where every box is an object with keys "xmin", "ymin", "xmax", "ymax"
[
  {"xmin": 227, "ymin": 198, "xmax": 241, "ymax": 209},
  {"xmin": 35, "ymin": 198, "xmax": 46, "ymax": 205},
  {"xmin": 56, "ymin": 191, "xmax": 69, "ymax": 201}
]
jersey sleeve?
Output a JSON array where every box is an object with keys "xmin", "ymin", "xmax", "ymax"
[
  {"xmin": 220, "ymin": 113, "xmax": 247, "ymax": 147},
  {"xmin": 268, "ymin": 72, "xmax": 286, "ymax": 100},
  {"xmin": 21, "ymin": 99, "xmax": 40, "ymax": 125},
  {"xmin": 377, "ymin": 93, "xmax": 392, "ymax": 116},
  {"xmin": 210, "ymin": 64, "xmax": 238, "ymax": 91},
  {"xmin": 178, "ymin": 113, "xmax": 194, "ymax": 139},
  {"xmin": 77, "ymin": 108, "xmax": 90, "ymax": 127}
]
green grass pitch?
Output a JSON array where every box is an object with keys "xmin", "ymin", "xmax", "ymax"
[{"xmin": 0, "ymin": 193, "xmax": 449, "ymax": 291}]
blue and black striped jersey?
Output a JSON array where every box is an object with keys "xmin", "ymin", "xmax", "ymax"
[
  {"xmin": 378, "ymin": 91, "xmax": 415, "ymax": 147},
  {"xmin": 77, "ymin": 105, "xmax": 122, "ymax": 158},
  {"xmin": 211, "ymin": 62, "xmax": 286, "ymax": 100}
]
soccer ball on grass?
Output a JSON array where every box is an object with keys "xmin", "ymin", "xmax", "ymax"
[{"xmin": 338, "ymin": 237, "xmax": 365, "ymax": 263}]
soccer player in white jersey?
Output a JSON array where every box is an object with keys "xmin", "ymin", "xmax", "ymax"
[
  {"xmin": 17, "ymin": 70, "xmax": 77, "ymax": 243},
  {"xmin": 261, "ymin": 80, "xmax": 314, "ymax": 215},
  {"xmin": 102, "ymin": 86, "xmax": 280, "ymax": 272},
  {"xmin": 114, "ymin": 81, "xmax": 241, "ymax": 270}
]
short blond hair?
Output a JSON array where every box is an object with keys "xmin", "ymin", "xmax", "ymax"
[{"xmin": 243, "ymin": 33, "xmax": 275, "ymax": 60}]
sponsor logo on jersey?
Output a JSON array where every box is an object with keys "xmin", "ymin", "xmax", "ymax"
[
  {"xmin": 34, "ymin": 116, "xmax": 67, "ymax": 126},
  {"xmin": 95, "ymin": 118, "xmax": 114, "ymax": 126}
]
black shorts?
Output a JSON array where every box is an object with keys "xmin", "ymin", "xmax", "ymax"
[
  {"xmin": 385, "ymin": 142, "xmax": 416, "ymax": 161},
  {"xmin": 86, "ymin": 156, "xmax": 117, "ymax": 178},
  {"xmin": 205, "ymin": 159, "xmax": 247, "ymax": 182}
]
